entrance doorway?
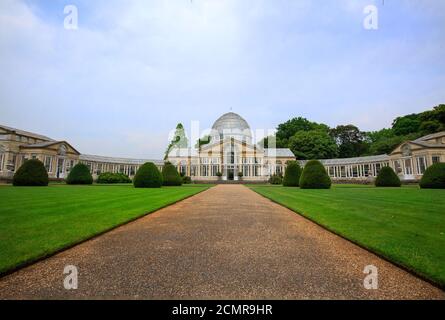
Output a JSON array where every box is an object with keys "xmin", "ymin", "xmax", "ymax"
[
  {"xmin": 57, "ymin": 158, "xmax": 65, "ymax": 179},
  {"xmin": 227, "ymin": 168, "xmax": 234, "ymax": 180}
]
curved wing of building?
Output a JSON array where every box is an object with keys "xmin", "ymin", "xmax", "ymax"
[{"xmin": 1, "ymin": 117, "xmax": 444, "ymax": 182}]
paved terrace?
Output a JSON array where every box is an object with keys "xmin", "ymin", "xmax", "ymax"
[{"xmin": 0, "ymin": 185, "xmax": 443, "ymax": 299}]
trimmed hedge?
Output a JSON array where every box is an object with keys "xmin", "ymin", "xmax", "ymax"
[
  {"xmin": 182, "ymin": 176, "xmax": 192, "ymax": 184},
  {"xmin": 420, "ymin": 163, "xmax": 445, "ymax": 189},
  {"xmin": 13, "ymin": 159, "xmax": 48, "ymax": 186},
  {"xmin": 97, "ymin": 172, "xmax": 132, "ymax": 184},
  {"xmin": 66, "ymin": 163, "xmax": 93, "ymax": 185},
  {"xmin": 375, "ymin": 166, "xmax": 401, "ymax": 187},
  {"xmin": 162, "ymin": 163, "xmax": 182, "ymax": 186},
  {"xmin": 299, "ymin": 160, "xmax": 331, "ymax": 189},
  {"xmin": 269, "ymin": 174, "xmax": 283, "ymax": 185},
  {"xmin": 283, "ymin": 161, "xmax": 302, "ymax": 187},
  {"xmin": 133, "ymin": 162, "xmax": 163, "ymax": 188}
]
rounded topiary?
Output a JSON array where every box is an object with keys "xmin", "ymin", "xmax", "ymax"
[
  {"xmin": 299, "ymin": 160, "xmax": 331, "ymax": 189},
  {"xmin": 134, "ymin": 162, "xmax": 163, "ymax": 188},
  {"xmin": 13, "ymin": 159, "xmax": 48, "ymax": 186},
  {"xmin": 420, "ymin": 163, "xmax": 445, "ymax": 189},
  {"xmin": 283, "ymin": 161, "xmax": 302, "ymax": 187},
  {"xmin": 162, "ymin": 163, "xmax": 182, "ymax": 186},
  {"xmin": 375, "ymin": 166, "xmax": 401, "ymax": 187},
  {"xmin": 66, "ymin": 163, "xmax": 93, "ymax": 185}
]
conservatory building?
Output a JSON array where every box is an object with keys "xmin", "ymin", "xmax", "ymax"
[{"xmin": 1, "ymin": 113, "xmax": 444, "ymax": 183}]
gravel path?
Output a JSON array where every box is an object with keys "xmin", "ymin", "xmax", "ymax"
[{"xmin": 0, "ymin": 185, "xmax": 443, "ymax": 299}]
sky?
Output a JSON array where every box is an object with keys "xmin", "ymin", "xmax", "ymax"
[{"xmin": 0, "ymin": 0, "xmax": 444, "ymax": 159}]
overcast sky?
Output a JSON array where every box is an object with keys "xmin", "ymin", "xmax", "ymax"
[{"xmin": 1, "ymin": 0, "xmax": 444, "ymax": 158}]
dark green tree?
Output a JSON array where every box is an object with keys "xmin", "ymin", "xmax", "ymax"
[
  {"xmin": 375, "ymin": 166, "xmax": 401, "ymax": 187},
  {"xmin": 288, "ymin": 130, "xmax": 338, "ymax": 160},
  {"xmin": 133, "ymin": 162, "xmax": 163, "ymax": 188},
  {"xmin": 420, "ymin": 163, "xmax": 445, "ymax": 189},
  {"xmin": 392, "ymin": 114, "xmax": 422, "ymax": 136},
  {"xmin": 66, "ymin": 163, "xmax": 93, "ymax": 185},
  {"xmin": 162, "ymin": 162, "xmax": 182, "ymax": 186},
  {"xmin": 276, "ymin": 117, "xmax": 329, "ymax": 147},
  {"xmin": 282, "ymin": 161, "xmax": 302, "ymax": 187},
  {"xmin": 13, "ymin": 159, "xmax": 48, "ymax": 186},
  {"xmin": 330, "ymin": 125, "xmax": 369, "ymax": 158},
  {"xmin": 299, "ymin": 160, "xmax": 331, "ymax": 189}
]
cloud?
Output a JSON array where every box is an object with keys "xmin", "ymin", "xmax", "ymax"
[{"xmin": 0, "ymin": 0, "xmax": 444, "ymax": 158}]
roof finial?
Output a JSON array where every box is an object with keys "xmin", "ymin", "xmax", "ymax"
[{"xmin": 230, "ymin": 107, "xmax": 233, "ymax": 112}]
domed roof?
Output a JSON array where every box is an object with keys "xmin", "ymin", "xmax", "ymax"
[
  {"xmin": 212, "ymin": 112, "xmax": 251, "ymax": 132},
  {"xmin": 210, "ymin": 112, "xmax": 252, "ymax": 143}
]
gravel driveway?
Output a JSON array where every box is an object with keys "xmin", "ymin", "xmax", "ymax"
[{"xmin": 0, "ymin": 185, "xmax": 443, "ymax": 299}]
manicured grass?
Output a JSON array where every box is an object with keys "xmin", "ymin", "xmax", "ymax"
[
  {"xmin": 0, "ymin": 184, "xmax": 210, "ymax": 274},
  {"xmin": 248, "ymin": 184, "xmax": 445, "ymax": 287}
]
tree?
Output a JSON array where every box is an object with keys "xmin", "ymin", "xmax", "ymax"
[
  {"xmin": 66, "ymin": 163, "xmax": 93, "ymax": 185},
  {"xmin": 162, "ymin": 162, "xmax": 182, "ymax": 186},
  {"xmin": 419, "ymin": 120, "xmax": 444, "ymax": 135},
  {"xmin": 420, "ymin": 163, "xmax": 445, "ymax": 189},
  {"xmin": 299, "ymin": 160, "xmax": 331, "ymax": 189},
  {"xmin": 282, "ymin": 161, "xmax": 302, "ymax": 187},
  {"xmin": 164, "ymin": 123, "xmax": 188, "ymax": 160},
  {"xmin": 133, "ymin": 162, "xmax": 163, "ymax": 188},
  {"xmin": 392, "ymin": 114, "xmax": 422, "ymax": 136},
  {"xmin": 288, "ymin": 130, "xmax": 338, "ymax": 160},
  {"xmin": 330, "ymin": 125, "xmax": 369, "ymax": 158},
  {"xmin": 276, "ymin": 117, "xmax": 329, "ymax": 147},
  {"xmin": 13, "ymin": 159, "xmax": 48, "ymax": 186},
  {"xmin": 375, "ymin": 166, "xmax": 401, "ymax": 187}
]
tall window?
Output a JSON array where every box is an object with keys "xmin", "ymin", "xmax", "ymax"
[
  {"xmin": 416, "ymin": 156, "xmax": 426, "ymax": 174},
  {"xmin": 432, "ymin": 155, "xmax": 441, "ymax": 164},
  {"xmin": 44, "ymin": 156, "xmax": 52, "ymax": 173},
  {"xmin": 0, "ymin": 152, "xmax": 4, "ymax": 171}
]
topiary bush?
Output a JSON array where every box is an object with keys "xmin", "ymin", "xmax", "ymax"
[
  {"xmin": 375, "ymin": 166, "xmax": 401, "ymax": 187},
  {"xmin": 134, "ymin": 162, "xmax": 163, "ymax": 188},
  {"xmin": 97, "ymin": 172, "xmax": 132, "ymax": 184},
  {"xmin": 420, "ymin": 163, "xmax": 445, "ymax": 189},
  {"xmin": 268, "ymin": 174, "xmax": 283, "ymax": 185},
  {"xmin": 299, "ymin": 160, "xmax": 331, "ymax": 189},
  {"xmin": 282, "ymin": 161, "xmax": 302, "ymax": 187},
  {"xmin": 66, "ymin": 163, "xmax": 93, "ymax": 185},
  {"xmin": 162, "ymin": 163, "xmax": 182, "ymax": 186},
  {"xmin": 13, "ymin": 159, "xmax": 48, "ymax": 186}
]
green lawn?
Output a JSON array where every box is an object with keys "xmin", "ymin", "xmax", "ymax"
[
  {"xmin": 248, "ymin": 184, "xmax": 445, "ymax": 287},
  {"xmin": 0, "ymin": 184, "xmax": 210, "ymax": 274}
]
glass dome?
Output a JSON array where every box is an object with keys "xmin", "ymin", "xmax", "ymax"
[{"xmin": 210, "ymin": 112, "xmax": 252, "ymax": 144}]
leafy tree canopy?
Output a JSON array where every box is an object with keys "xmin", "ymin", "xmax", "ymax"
[
  {"xmin": 330, "ymin": 125, "xmax": 369, "ymax": 158},
  {"xmin": 288, "ymin": 130, "xmax": 338, "ymax": 160}
]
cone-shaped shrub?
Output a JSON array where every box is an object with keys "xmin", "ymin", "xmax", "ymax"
[
  {"xmin": 13, "ymin": 159, "xmax": 48, "ymax": 186},
  {"xmin": 299, "ymin": 160, "xmax": 331, "ymax": 189},
  {"xmin": 375, "ymin": 166, "xmax": 401, "ymax": 187},
  {"xmin": 133, "ymin": 162, "xmax": 163, "ymax": 188},
  {"xmin": 420, "ymin": 163, "xmax": 445, "ymax": 189},
  {"xmin": 162, "ymin": 163, "xmax": 182, "ymax": 186},
  {"xmin": 283, "ymin": 161, "xmax": 302, "ymax": 187},
  {"xmin": 66, "ymin": 163, "xmax": 93, "ymax": 185}
]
